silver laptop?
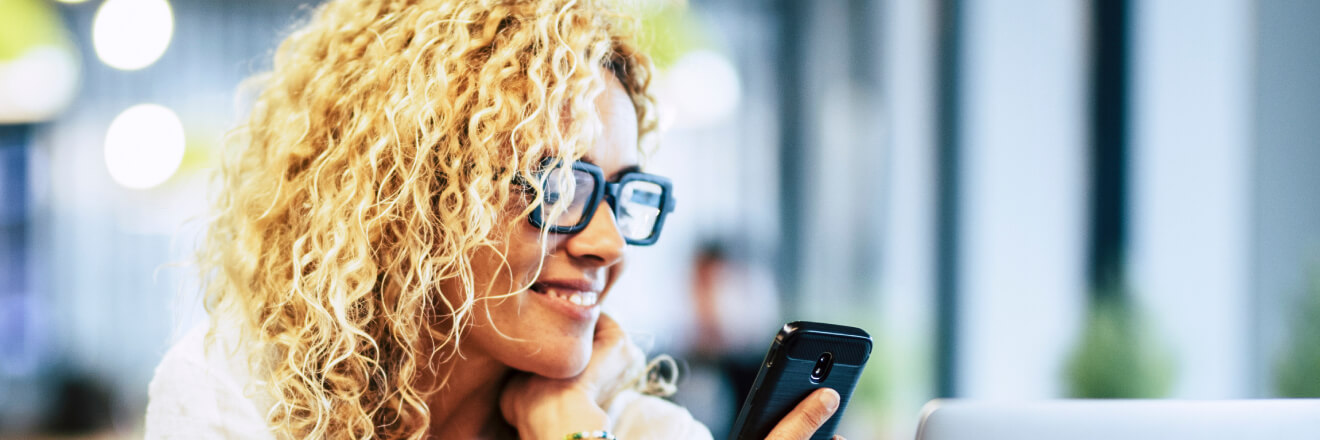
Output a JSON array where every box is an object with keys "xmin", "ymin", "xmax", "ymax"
[{"xmin": 915, "ymin": 399, "xmax": 1320, "ymax": 440}]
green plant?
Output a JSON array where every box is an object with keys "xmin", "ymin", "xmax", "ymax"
[
  {"xmin": 1064, "ymin": 290, "xmax": 1174, "ymax": 398},
  {"xmin": 634, "ymin": 3, "xmax": 710, "ymax": 70},
  {"xmin": 1274, "ymin": 269, "xmax": 1320, "ymax": 397},
  {"xmin": 0, "ymin": 0, "xmax": 67, "ymax": 61}
]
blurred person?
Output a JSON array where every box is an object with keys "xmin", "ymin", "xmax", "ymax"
[
  {"xmin": 142, "ymin": 0, "xmax": 842, "ymax": 439},
  {"xmin": 38, "ymin": 367, "xmax": 116, "ymax": 436},
  {"xmin": 676, "ymin": 241, "xmax": 781, "ymax": 436}
]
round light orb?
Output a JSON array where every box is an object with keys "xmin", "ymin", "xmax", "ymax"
[
  {"xmin": 104, "ymin": 104, "xmax": 186, "ymax": 189},
  {"xmin": 664, "ymin": 49, "xmax": 742, "ymax": 129},
  {"xmin": 0, "ymin": 46, "xmax": 80, "ymax": 123},
  {"xmin": 92, "ymin": 0, "xmax": 174, "ymax": 70}
]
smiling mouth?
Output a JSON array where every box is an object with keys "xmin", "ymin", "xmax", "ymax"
[{"xmin": 530, "ymin": 283, "xmax": 600, "ymax": 307}]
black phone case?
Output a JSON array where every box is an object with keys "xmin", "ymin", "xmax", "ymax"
[{"xmin": 728, "ymin": 321, "xmax": 872, "ymax": 440}]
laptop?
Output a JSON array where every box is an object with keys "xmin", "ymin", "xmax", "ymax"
[{"xmin": 915, "ymin": 399, "xmax": 1320, "ymax": 440}]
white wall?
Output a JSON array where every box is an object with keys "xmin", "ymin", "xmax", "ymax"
[
  {"xmin": 956, "ymin": 0, "xmax": 1089, "ymax": 399},
  {"xmin": 1129, "ymin": 0, "xmax": 1252, "ymax": 398},
  {"xmin": 877, "ymin": 0, "xmax": 938, "ymax": 437}
]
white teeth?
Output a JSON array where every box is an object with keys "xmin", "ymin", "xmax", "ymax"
[
  {"xmin": 544, "ymin": 288, "xmax": 598, "ymax": 307},
  {"xmin": 579, "ymin": 291, "xmax": 598, "ymax": 306}
]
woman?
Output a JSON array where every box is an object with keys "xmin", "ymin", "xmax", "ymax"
[{"xmin": 145, "ymin": 0, "xmax": 841, "ymax": 438}]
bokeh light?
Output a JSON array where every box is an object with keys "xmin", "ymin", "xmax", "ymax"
[
  {"xmin": 660, "ymin": 49, "xmax": 742, "ymax": 130},
  {"xmin": 92, "ymin": 0, "xmax": 174, "ymax": 71},
  {"xmin": 0, "ymin": 0, "xmax": 81, "ymax": 123},
  {"xmin": 103, "ymin": 103, "xmax": 186, "ymax": 189},
  {"xmin": 0, "ymin": 46, "xmax": 79, "ymax": 123}
]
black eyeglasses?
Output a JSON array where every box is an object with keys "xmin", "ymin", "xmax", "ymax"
[{"xmin": 520, "ymin": 160, "xmax": 676, "ymax": 246}]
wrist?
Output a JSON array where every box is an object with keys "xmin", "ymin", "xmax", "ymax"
[{"xmin": 515, "ymin": 388, "xmax": 611, "ymax": 440}]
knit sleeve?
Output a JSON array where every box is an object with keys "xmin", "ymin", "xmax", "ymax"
[
  {"xmin": 143, "ymin": 325, "xmax": 274, "ymax": 440},
  {"xmin": 607, "ymin": 389, "xmax": 714, "ymax": 440}
]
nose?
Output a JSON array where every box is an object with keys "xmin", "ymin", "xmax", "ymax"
[{"xmin": 564, "ymin": 200, "xmax": 626, "ymax": 267}]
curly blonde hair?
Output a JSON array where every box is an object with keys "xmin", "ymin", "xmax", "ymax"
[{"xmin": 199, "ymin": 0, "xmax": 658, "ymax": 437}]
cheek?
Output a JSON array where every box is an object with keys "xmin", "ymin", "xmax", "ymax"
[
  {"xmin": 472, "ymin": 221, "xmax": 554, "ymax": 294},
  {"xmin": 477, "ymin": 226, "xmax": 596, "ymax": 376},
  {"xmin": 502, "ymin": 222, "xmax": 556, "ymax": 280},
  {"xmin": 529, "ymin": 338, "xmax": 593, "ymax": 378},
  {"xmin": 458, "ymin": 220, "xmax": 598, "ymax": 375}
]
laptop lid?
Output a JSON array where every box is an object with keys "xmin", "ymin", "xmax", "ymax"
[{"xmin": 915, "ymin": 399, "xmax": 1320, "ymax": 440}]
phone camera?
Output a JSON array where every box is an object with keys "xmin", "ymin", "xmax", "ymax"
[{"xmin": 810, "ymin": 352, "xmax": 834, "ymax": 383}]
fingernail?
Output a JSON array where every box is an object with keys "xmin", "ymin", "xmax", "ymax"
[{"xmin": 820, "ymin": 389, "xmax": 840, "ymax": 412}]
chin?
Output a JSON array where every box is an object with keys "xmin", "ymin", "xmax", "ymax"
[{"xmin": 519, "ymin": 337, "xmax": 594, "ymax": 379}]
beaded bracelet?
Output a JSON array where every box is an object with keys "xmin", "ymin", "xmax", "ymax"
[{"xmin": 564, "ymin": 430, "xmax": 617, "ymax": 440}]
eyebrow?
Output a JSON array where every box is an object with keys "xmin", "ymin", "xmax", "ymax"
[
  {"xmin": 609, "ymin": 164, "xmax": 642, "ymax": 180},
  {"xmin": 580, "ymin": 158, "xmax": 642, "ymax": 181}
]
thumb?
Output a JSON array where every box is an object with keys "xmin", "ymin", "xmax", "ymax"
[{"xmin": 766, "ymin": 388, "xmax": 840, "ymax": 440}]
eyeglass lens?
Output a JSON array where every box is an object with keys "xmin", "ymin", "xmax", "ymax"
[
  {"xmin": 539, "ymin": 167, "xmax": 596, "ymax": 227},
  {"xmin": 616, "ymin": 180, "xmax": 663, "ymax": 241},
  {"xmin": 537, "ymin": 166, "xmax": 666, "ymax": 241}
]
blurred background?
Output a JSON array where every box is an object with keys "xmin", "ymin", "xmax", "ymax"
[{"xmin": 2, "ymin": 0, "xmax": 1320, "ymax": 439}]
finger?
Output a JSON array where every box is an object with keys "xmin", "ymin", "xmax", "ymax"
[
  {"xmin": 595, "ymin": 313, "xmax": 622, "ymax": 336},
  {"xmin": 587, "ymin": 314, "xmax": 637, "ymax": 369},
  {"xmin": 593, "ymin": 313, "xmax": 628, "ymax": 347},
  {"xmin": 765, "ymin": 388, "xmax": 840, "ymax": 440}
]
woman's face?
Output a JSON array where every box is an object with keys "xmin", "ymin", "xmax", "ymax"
[{"xmin": 454, "ymin": 74, "xmax": 639, "ymax": 378}]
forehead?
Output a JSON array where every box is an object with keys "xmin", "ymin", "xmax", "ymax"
[{"xmin": 582, "ymin": 74, "xmax": 639, "ymax": 176}]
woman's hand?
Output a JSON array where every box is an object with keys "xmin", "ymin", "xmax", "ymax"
[
  {"xmin": 765, "ymin": 387, "xmax": 846, "ymax": 440},
  {"xmin": 499, "ymin": 314, "xmax": 644, "ymax": 440}
]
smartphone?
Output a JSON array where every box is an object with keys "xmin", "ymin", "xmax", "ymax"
[{"xmin": 728, "ymin": 321, "xmax": 872, "ymax": 440}]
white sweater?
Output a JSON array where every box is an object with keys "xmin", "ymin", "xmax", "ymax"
[{"xmin": 144, "ymin": 321, "xmax": 712, "ymax": 439}]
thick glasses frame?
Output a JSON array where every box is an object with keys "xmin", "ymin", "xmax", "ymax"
[{"xmin": 525, "ymin": 160, "xmax": 676, "ymax": 246}]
